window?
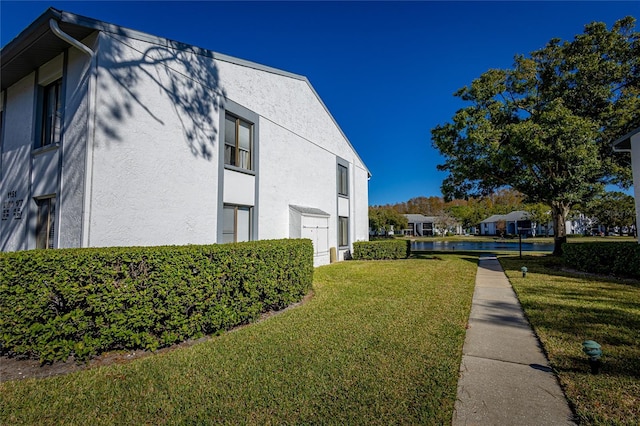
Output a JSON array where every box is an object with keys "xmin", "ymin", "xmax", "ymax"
[
  {"xmin": 222, "ymin": 205, "xmax": 252, "ymax": 243},
  {"xmin": 39, "ymin": 79, "xmax": 62, "ymax": 148},
  {"xmin": 338, "ymin": 216, "xmax": 349, "ymax": 247},
  {"xmin": 337, "ymin": 164, "xmax": 348, "ymax": 196},
  {"xmin": 36, "ymin": 197, "xmax": 56, "ymax": 249},
  {"xmin": 224, "ymin": 113, "xmax": 253, "ymax": 170}
]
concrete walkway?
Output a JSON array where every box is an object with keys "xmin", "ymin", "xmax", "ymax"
[{"xmin": 452, "ymin": 255, "xmax": 576, "ymax": 425}]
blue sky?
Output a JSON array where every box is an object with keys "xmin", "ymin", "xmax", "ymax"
[{"xmin": 2, "ymin": 1, "xmax": 638, "ymax": 205}]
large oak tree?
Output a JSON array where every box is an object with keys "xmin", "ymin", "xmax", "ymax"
[{"xmin": 432, "ymin": 17, "xmax": 639, "ymax": 255}]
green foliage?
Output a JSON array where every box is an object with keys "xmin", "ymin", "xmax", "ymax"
[
  {"xmin": 525, "ymin": 202, "xmax": 551, "ymax": 236},
  {"xmin": 0, "ymin": 240, "xmax": 313, "ymax": 362},
  {"xmin": 562, "ymin": 242, "xmax": 640, "ymax": 278},
  {"xmin": 389, "ymin": 195, "xmax": 447, "ymax": 215},
  {"xmin": 352, "ymin": 240, "xmax": 411, "ymax": 260},
  {"xmin": 0, "ymin": 257, "xmax": 478, "ymax": 425},
  {"xmin": 582, "ymin": 191, "xmax": 637, "ymax": 233},
  {"xmin": 368, "ymin": 206, "xmax": 408, "ymax": 234},
  {"xmin": 432, "ymin": 17, "xmax": 640, "ymax": 253}
]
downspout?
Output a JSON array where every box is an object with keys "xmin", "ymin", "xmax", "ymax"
[
  {"xmin": 49, "ymin": 19, "xmax": 96, "ymax": 247},
  {"xmin": 49, "ymin": 19, "xmax": 93, "ymax": 56}
]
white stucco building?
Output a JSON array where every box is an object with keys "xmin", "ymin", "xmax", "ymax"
[
  {"xmin": 402, "ymin": 214, "xmax": 463, "ymax": 236},
  {"xmin": 479, "ymin": 211, "xmax": 533, "ymax": 236},
  {"xmin": 0, "ymin": 8, "xmax": 370, "ymax": 265},
  {"xmin": 613, "ymin": 127, "xmax": 640, "ymax": 243},
  {"xmin": 478, "ymin": 210, "xmax": 591, "ymax": 237}
]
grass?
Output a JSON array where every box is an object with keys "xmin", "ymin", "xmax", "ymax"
[
  {"xmin": 0, "ymin": 255, "xmax": 477, "ymax": 425},
  {"xmin": 499, "ymin": 255, "xmax": 640, "ymax": 425}
]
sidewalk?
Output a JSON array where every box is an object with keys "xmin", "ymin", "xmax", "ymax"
[{"xmin": 452, "ymin": 254, "xmax": 575, "ymax": 425}]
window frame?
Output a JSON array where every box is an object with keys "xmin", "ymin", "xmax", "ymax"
[
  {"xmin": 35, "ymin": 196, "xmax": 56, "ymax": 249},
  {"xmin": 337, "ymin": 163, "xmax": 349, "ymax": 197},
  {"xmin": 224, "ymin": 112, "xmax": 254, "ymax": 172},
  {"xmin": 338, "ymin": 216, "xmax": 349, "ymax": 248},
  {"xmin": 222, "ymin": 204, "xmax": 253, "ymax": 243},
  {"xmin": 38, "ymin": 79, "xmax": 63, "ymax": 149}
]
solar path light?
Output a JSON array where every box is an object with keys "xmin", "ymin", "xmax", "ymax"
[{"xmin": 582, "ymin": 340, "xmax": 603, "ymax": 374}]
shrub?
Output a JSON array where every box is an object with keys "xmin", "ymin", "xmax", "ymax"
[
  {"xmin": 0, "ymin": 239, "xmax": 313, "ymax": 362},
  {"xmin": 562, "ymin": 242, "xmax": 640, "ymax": 279},
  {"xmin": 352, "ymin": 240, "xmax": 410, "ymax": 260}
]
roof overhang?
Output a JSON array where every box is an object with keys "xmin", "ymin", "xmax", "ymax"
[
  {"xmin": 612, "ymin": 127, "xmax": 640, "ymax": 153},
  {"xmin": 1, "ymin": 8, "xmax": 100, "ymax": 91}
]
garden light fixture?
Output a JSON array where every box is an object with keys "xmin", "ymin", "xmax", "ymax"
[{"xmin": 582, "ymin": 340, "xmax": 602, "ymax": 374}]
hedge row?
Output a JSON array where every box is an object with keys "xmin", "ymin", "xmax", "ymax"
[
  {"xmin": 0, "ymin": 239, "xmax": 313, "ymax": 362},
  {"xmin": 352, "ymin": 240, "xmax": 411, "ymax": 260},
  {"xmin": 562, "ymin": 242, "xmax": 640, "ymax": 279}
]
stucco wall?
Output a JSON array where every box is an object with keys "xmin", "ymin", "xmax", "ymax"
[
  {"xmin": 57, "ymin": 34, "xmax": 96, "ymax": 249},
  {"xmin": 0, "ymin": 74, "xmax": 35, "ymax": 251},
  {"xmin": 86, "ymin": 32, "xmax": 368, "ymax": 258},
  {"xmin": 353, "ymin": 164, "xmax": 370, "ymax": 243},
  {"xmin": 2, "ymin": 26, "xmax": 369, "ymax": 261},
  {"xmin": 216, "ymin": 59, "xmax": 368, "ymax": 173},
  {"xmin": 217, "ymin": 59, "xmax": 370, "ymax": 259},
  {"xmin": 87, "ymin": 33, "xmax": 221, "ymax": 247},
  {"xmin": 258, "ymin": 118, "xmax": 337, "ymax": 240}
]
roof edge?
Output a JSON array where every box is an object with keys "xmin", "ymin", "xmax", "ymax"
[
  {"xmin": 612, "ymin": 127, "xmax": 640, "ymax": 152},
  {"xmin": 2, "ymin": 7, "xmax": 370, "ymax": 175},
  {"xmin": 1, "ymin": 7, "xmax": 62, "ymax": 64},
  {"xmin": 60, "ymin": 9, "xmax": 371, "ymax": 175}
]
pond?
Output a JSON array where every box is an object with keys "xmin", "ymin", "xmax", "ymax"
[{"xmin": 411, "ymin": 240, "xmax": 555, "ymax": 253}]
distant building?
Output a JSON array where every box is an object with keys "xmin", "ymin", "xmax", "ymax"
[
  {"xmin": 479, "ymin": 211, "xmax": 533, "ymax": 236},
  {"xmin": 478, "ymin": 210, "xmax": 593, "ymax": 237},
  {"xmin": 403, "ymin": 214, "xmax": 462, "ymax": 236},
  {"xmin": 403, "ymin": 214, "xmax": 436, "ymax": 236}
]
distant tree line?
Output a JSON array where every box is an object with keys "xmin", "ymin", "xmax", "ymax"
[{"xmin": 370, "ymin": 188, "xmax": 636, "ymax": 237}]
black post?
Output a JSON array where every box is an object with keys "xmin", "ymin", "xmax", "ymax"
[{"xmin": 519, "ymin": 231, "xmax": 522, "ymax": 259}]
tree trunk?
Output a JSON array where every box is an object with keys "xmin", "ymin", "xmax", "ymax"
[{"xmin": 551, "ymin": 202, "xmax": 570, "ymax": 256}]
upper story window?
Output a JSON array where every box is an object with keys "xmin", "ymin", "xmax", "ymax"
[
  {"xmin": 224, "ymin": 113, "xmax": 253, "ymax": 171},
  {"xmin": 337, "ymin": 163, "xmax": 348, "ymax": 196},
  {"xmin": 39, "ymin": 79, "xmax": 62, "ymax": 148}
]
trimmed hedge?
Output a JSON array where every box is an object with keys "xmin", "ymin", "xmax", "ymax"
[
  {"xmin": 562, "ymin": 242, "xmax": 640, "ymax": 279},
  {"xmin": 352, "ymin": 240, "xmax": 411, "ymax": 260},
  {"xmin": 0, "ymin": 239, "xmax": 313, "ymax": 362}
]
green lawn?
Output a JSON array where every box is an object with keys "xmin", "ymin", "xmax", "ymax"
[
  {"xmin": 500, "ymin": 255, "xmax": 640, "ymax": 425},
  {"xmin": 0, "ymin": 256, "xmax": 477, "ymax": 425}
]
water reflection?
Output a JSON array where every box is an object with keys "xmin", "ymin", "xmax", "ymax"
[{"xmin": 411, "ymin": 240, "xmax": 554, "ymax": 252}]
